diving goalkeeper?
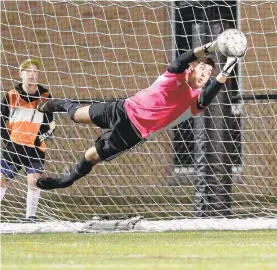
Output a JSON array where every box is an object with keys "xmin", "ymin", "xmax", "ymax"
[{"xmin": 36, "ymin": 40, "xmax": 241, "ymax": 190}]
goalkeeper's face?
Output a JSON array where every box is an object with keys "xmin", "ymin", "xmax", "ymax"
[
  {"xmin": 188, "ymin": 62, "xmax": 213, "ymax": 89},
  {"xmin": 20, "ymin": 64, "xmax": 40, "ymax": 90}
]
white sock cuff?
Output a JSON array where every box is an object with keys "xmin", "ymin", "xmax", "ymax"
[
  {"xmin": 0, "ymin": 187, "xmax": 7, "ymax": 201},
  {"xmin": 26, "ymin": 188, "xmax": 41, "ymax": 218}
]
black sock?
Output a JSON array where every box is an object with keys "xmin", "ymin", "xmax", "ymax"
[
  {"xmin": 60, "ymin": 158, "xmax": 95, "ymax": 184},
  {"xmin": 62, "ymin": 102, "xmax": 82, "ymax": 121}
]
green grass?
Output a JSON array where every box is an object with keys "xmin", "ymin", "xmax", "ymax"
[{"xmin": 1, "ymin": 231, "xmax": 277, "ymax": 270}]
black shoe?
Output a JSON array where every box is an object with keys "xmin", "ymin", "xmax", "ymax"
[
  {"xmin": 37, "ymin": 99, "xmax": 67, "ymax": 113},
  {"xmin": 21, "ymin": 216, "xmax": 37, "ymax": 223},
  {"xmin": 36, "ymin": 177, "xmax": 74, "ymax": 190}
]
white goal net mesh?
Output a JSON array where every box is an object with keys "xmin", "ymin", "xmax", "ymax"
[{"xmin": 1, "ymin": 1, "xmax": 276, "ymax": 231}]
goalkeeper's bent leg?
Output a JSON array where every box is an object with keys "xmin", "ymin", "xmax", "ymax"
[
  {"xmin": 37, "ymin": 100, "xmax": 83, "ymax": 122},
  {"xmin": 36, "ymin": 146, "xmax": 101, "ymax": 190},
  {"xmin": 36, "ymin": 158, "xmax": 97, "ymax": 189},
  {"xmin": 63, "ymin": 146, "xmax": 101, "ymax": 183},
  {"xmin": 62, "ymin": 102, "xmax": 82, "ymax": 121},
  {"xmin": 57, "ymin": 102, "xmax": 93, "ymax": 124},
  {"xmin": 70, "ymin": 106, "xmax": 93, "ymax": 124}
]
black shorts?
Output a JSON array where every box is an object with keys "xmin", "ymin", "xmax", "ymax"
[
  {"xmin": 1, "ymin": 142, "xmax": 45, "ymax": 179},
  {"xmin": 89, "ymin": 100, "xmax": 143, "ymax": 161}
]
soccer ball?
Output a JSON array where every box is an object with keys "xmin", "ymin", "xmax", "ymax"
[{"xmin": 217, "ymin": 29, "xmax": 247, "ymax": 57}]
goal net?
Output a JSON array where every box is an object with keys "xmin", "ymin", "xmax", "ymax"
[{"xmin": 1, "ymin": 0, "xmax": 277, "ymax": 233}]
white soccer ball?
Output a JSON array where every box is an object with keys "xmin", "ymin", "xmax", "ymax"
[{"xmin": 217, "ymin": 29, "xmax": 247, "ymax": 57}]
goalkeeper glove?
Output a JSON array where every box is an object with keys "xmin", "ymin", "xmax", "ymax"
[
  {"xmin": 38, "ymin": 121, "xmax": 56, "ymax": 142},
  {"xmin": 203, "ymin": 40, "xmax": 218, "ymax": 53},
  {"xmin": 221, "ymin": 57, "xmax": 240, "ymax": 76}
]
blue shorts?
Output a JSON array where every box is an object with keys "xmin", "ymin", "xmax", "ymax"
[{"xmin": 1, "ymin": 142, "xmax": 45, "ymax": 179}]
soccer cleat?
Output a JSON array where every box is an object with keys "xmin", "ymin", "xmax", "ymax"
[
  {"xmin": 37, "ymin": 99, "xmax": 67, "ymax": 113},
  {"xmin": 36, "ymin": 176, "xmax": 74, "ymax": 190}
]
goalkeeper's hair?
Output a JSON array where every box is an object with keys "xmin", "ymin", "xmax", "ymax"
[{"xmin": 196, "ymin": 57, "xmax": 216, "ymax": 68}]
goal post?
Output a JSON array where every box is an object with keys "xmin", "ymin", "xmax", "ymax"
[{"xmin": 1, "ymin": 0, "xmax": 277, "ymax": 233}]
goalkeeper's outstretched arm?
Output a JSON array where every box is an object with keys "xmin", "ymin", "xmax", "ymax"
[
  {"xmin": 167, "ymin": 38, "xmax": 240, "ymax": 109},
  {"xmin": 167, "ymin": 40, "xmax": 218, "ymax": 74},
  {"xmin": 197, "ymin": 57, "xmax": 240, "ymax": 110}
]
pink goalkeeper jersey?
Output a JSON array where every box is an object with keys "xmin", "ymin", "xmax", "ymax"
[{"xmin": 124, "ymin": 69, "xmax": 204, "ymax": 139}]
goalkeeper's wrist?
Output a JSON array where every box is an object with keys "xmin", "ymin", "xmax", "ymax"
[
  {"xmin": 38, "ymin": 129, "xmax": 53, "ymax": 142},
  {"xmin": 203, "ymin": 40, "xmax": 218, "ymax": 54},
  {"xmin": 221, "ymin": 58, "xmax": 239, "ymax": 77},
  {"xmin": 220, "ymin": 69, "xmax": 232, "ymax": 77}
]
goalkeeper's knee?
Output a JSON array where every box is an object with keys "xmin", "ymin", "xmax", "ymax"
[{"xmin": 63, "ymin": 102, "xmax": 82, "ymax": 121}]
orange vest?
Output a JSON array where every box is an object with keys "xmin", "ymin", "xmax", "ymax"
[{"xmin": 8, "ymin": 89, "xmax": 50, "ymax": 151}]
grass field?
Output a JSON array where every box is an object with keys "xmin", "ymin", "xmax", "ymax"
[{"xmin": 1, "ymin": 231, "xmax": 277, "ymax": 270}]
